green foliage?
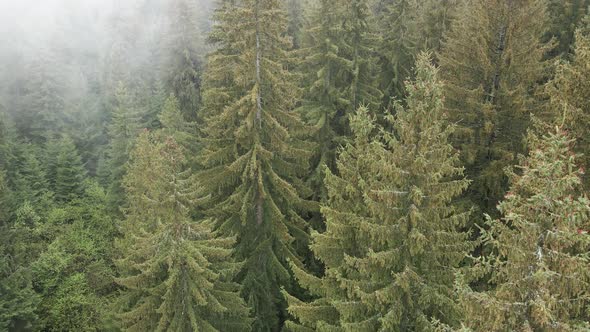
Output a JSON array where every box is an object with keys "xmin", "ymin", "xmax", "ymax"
[
  {"xmin": 0, "ymin": 260, "xmax": 39, "ymax": 331},
  {"xmin": 374, "ymin": 0, "xmax": 420, "ymax": 104},
  {"xmin": 546, "ymin": 0, "xmax": 590, "ymax": 58},
  {"xmin": 457, "ymin": 119, "xmax": 590, "ymax": 331},
  {"xmin": 200, "ymin": 1, "xmax": 315, "ymax": 329},
  {"xmin": 6, "ymin": 143, "xmax": 53, "ymax": 212},
  {"xmin": 30, "ymin": 183, "xmax": 117, "ymax": 331},
  {"xmin": 158, "ymin": 94, "xmax": 199, "ymax": 164},
  {"xmin": 106, "ymin": 83, "xmax": 142, "ymax": 211},
  {"xmin": 116, "ymin": 132, "xmax": 251, "ymax": 331},
  {"xmin": 46, "ymin": 136, "xmax": 88, "ymax": 203},
  {"xmin": 439, "ymin": 0, "xmax": 552, "ymax": 216},
  {"xmin": 164, "ymin": 0, "xmax": 204, "ymax": 122},
  {"xmin": 285, "ymin": 0, "xmax": 306, "ymax": 48},
  {"xmin": 286, "ymin": 54, "xmax": 472, "ymax": 331},
  {"xmin": 546, "ymin": 27, "xmax": 590, "ymax": 188},
  {"xmin": 298, "ymin": 0, "xmax": 381, "ymax": 207},
  {"xmin": 15, "ymin": 48, "xmax": 66, "ymax": 143}
]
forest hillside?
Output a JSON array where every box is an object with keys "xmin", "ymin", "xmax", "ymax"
[{"xmin": 1, "ymin": 0, "xmax": 590, "ymax": 331}]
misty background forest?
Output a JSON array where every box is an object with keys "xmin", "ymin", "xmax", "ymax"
[{"xmin": 1, "ymin": 0, "xmax": 590, "ymax": 331}]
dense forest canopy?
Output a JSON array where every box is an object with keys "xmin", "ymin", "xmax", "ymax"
[{"xmin": 0, "ymin": 0, "xmax": 589, "ymax": 331}]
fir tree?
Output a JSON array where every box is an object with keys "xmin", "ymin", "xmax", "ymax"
[
  {"xmin": 298, "ymin": 0, "xmax": 380, "ymax": 206},
  {"xmin": 158, "ymin": 94, "xmax": 199, "ymax": 164},
  {"xmin": 0, "ymin": 254, "xmax": 39, "ymax": 331},
  {"xmin": 0, "ymin": 172, "xmax": 9, "ymax": 224},
  {"xmin": 164, "ymin": 0, "xmax": 204, "ymax": 122},
  {"xmin": 457, "ymin": 118, "xmax": 590, "ymax": 331},
  {"xmin": 285, "ymin": 0, "xmax": 306, "ymax": 49},
  {"xmin": 285, "ymin": 53, "xmax": 471, "ymax": 331},
  {"xmin": 116, "ymin": 132, "xmax": 251, "ymax": 332},
  {"xmin": 546, "ymin": 27, "xmax": 590, "ymax": 188},
  {"xmin": 106, "ymin": 83, "xmax": 141, "ymax": 211},
  {"xmin": 16, "ymin": 48, "xmax": 66, "ymax": 143},
  {"xmin": 8, "ymin": 143, "xmax": 52, "ymax": 211},
  {"xmin": 52, "ymin": 136, "xmax": 87, "ymax": 203},
  {"xmin": 374, "ymin": 0, "xmax": 420, "ymax": 105},
  {"xmin": 416, "ymin": 0, "xmax": 461, "ymax": 54},
  {"xmin": 30, "ymin": 183, "xmax": 117, "ymax": 331},
  {"xmin": 546, "ymin": 0, "xmax": 590, "ymax": 58},
  {"xmin": 439, "ymin": 0, "xmax": 551, "ymax": 216},
  {"xmin": 199, "ymin": 0, "xmax": 314, "ymax": 329}
]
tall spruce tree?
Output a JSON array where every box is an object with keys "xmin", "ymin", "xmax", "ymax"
[
  {"xmin": 116, "ymin": 132, "xmax": 251, "ymax": 332},
  {"xmin": 164, "ymin": 0, "xmax": 204, "ymax": 122},
  {"xmin": 8, "ymin": 143, "xmax": 52, "ymax": 211},
  {"xmin": 374, "ymin": 0, "xmax": 420, "ymax": 105},
  {"xmin": 158, "ymin": 94, "xmax": 199, "ymax": 164},
  {"xmin": 285, "ymin": 0, "xmax": 306, "ymax": 49},
  {"xmin": 416, "ymin": 0, "xmax": 461, "ymax": 54},
  {"xmin": 285, "ymin": 53, "xmax": 471, "ymax": 331},
  {"xmin": 439, "ymin": 0, "xmax": 551, "ymax": 216},
  {"xmin": 546, "ymin": 0, "xmax": 590, "ymax": 58},
  {"xmin": 298, "ymin": 0, "xmax": 380, "ymax": 205},
  {"xmin": 457, "ymin": 118, "xmax": 590, "ymax": 331},
  {"xmin": 199, "ymin": 0, "xmax": 315, "ymax": 329},
  {"xmin": 52, "ymin": 136, "xmax": 87, "ymax": 203},
  {"xmin": 106, "ymin": 83, "xmax": 141, "ymax": 211},
  {"xmin": 16, "ymin": 48, "xmax": 66, "ymax": 143},
  {"xmin": 546, "ymin": 27, "xmax": 590, "ymax": 188}
]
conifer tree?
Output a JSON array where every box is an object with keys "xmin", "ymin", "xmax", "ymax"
[
  {"xmin": 106, "ymin": 83, "xmax": 141, "ymax": 211},
  {"xmin": 164, "ymin": 0, "xmax": 204, "ymax": 121},
  {"xmin": 158, "ymin": 94, "xmax": 199, "ymax": 163},
  {"xmin": 285, "ymin": 53, "xmax": 471, "ymax": 331},
  {"xmin": 416, "ymin": 0, "xmax": 461, "ymax": 54},
  {"xmin": 439, "ymin": 0, "xmax": 551, "ymax": 215},
  {"xmin": 285, "ymin": 0, "xmax": 306, "ymax": 49},
  {"xmin": 457, "ymin": 119, "xmax": 590, "ymax": 331},
  {"xmin": 8, "ymin": 143, "xmax": 52, "ymax": 211},
  {"xmin": 0, "ymin": 172, "xmax": 8, "ymax": 224},
  {"xmin": 0, "ymin": 252, "xmax": 39, "ymax": 331},
  {"xmin": 374, "ymin": 0, "xmax": 420, "ymax": 104},
  {"xmin": 116, "ymin": 132, "xmax": 251, "ymax": 332},
  {"xmin": 546, "ymin": 0, "xmax": 590, "ymax": 58},
  {"xmin": 199, "ymin": 0, "xmax": 314, "ymax": 329},
  {"xmin": 52, "ymin": 136, "xmax": 87, "ymax": 203},
  {"xmin": 342, "ymin": 0, "xmax": 382, "ymax": 114},
  {"xmin": 16, "ymin": 48, "xmax": 66, "ymax": 143},
  {"xmin": 298, "ymin": 0, "xmax": 380, "ymax": 205},
  {"xmin": 546, "ymin": 27, "xmax": 590, "ymax": 188}
]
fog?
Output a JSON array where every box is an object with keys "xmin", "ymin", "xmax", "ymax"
[
  {"xmin": 0, "ymin": 0, "xmax": 214, "ymax": 114},
  {"xmin": 0, "ymin": 0, "xmax": 214, "ymax": 173}
]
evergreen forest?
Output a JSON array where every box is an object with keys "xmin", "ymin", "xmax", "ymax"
[{"xmin": 1, "ymin": 0, "xmax": 590, "ymax": 331}]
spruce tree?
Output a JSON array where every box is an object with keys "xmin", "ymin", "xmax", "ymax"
[
  {"xmin": 52, "ymin": 136, "xmax": 87, "ymax": 203},
  {"xmin": 16, "ymin": 48, "xmax": 66, "ymax": 143},
  {"xmin": 298, "ymin": 0, "xmax": 380, "ymax": 205},
  {"xmin": 546, "ymin": 27, "xmax": 590, "ymax": 188},
  {"xmin": 164, "ymin": 0, "xmax": 204, "ymax": 122},
  {"xmin": 0, "ymin": 172, "xmax": 8, "ymax": 224},
  {"xmin": 116, "ymin": 132, "xmax": 251, "ymax": 332},
  {"xmin": 8, "ymin": 143, "xmax": 52, "ymax": 211},
  {"xmin": 199, "ymin": 0, "xmax": 314, "ymax": 329},
  {"xmin": 546, "ymin": 0, "xmax": 590, "ymax": 58},
  {"xmin": 416, "ymin": 0, "xmax": 461, "ymax": 54},
  {"xmin": 285, "ymin": 0, "xmax": 306, "ymax": 49},
  {"xmin": 158, "ymin": 94, "xmax": 199, "ymax": 164},
  {"xmin": 106, "ymin": 83, "xmax": 141, "ymax": 211},
  {"xmin": 439, "ymin": 0, "xmax": 551, "ymax": 216},
  {"xmin": 457, "ymin": 118, "xmax": 590, "ymax": 331},
  {"xmin": 374, "ymin": 0, "xmax": 420, "ymax": 104},
  {"xmin": 285, "ymin": 53, "xmax": 471, "ymax": 331}
]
